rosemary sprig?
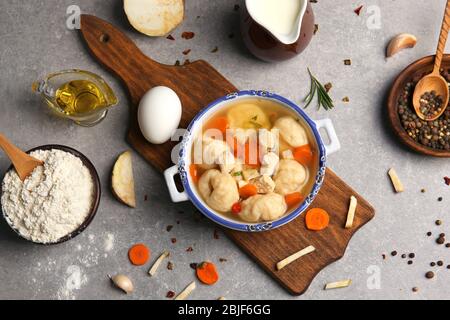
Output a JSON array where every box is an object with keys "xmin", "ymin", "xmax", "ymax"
[{"xmin": 303, "ymin": 68, "xmax": 335, "ymax": 111}]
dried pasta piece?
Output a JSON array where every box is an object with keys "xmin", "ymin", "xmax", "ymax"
[
  {"xmin": 345, "ymin": 196, "xmax": 357, "ymax": 229},
  {"xmin": 174, "ymin": 282, "xmax": 196, "ymax": 300},
  {"xmin": 388, "ymin": 168, "xmax": 404, "ymax": 193},
  {"xmin": 324, "ymin": 279, "xmax": 352, "ymax": 290},
  {"xmin": 276, "ymin": 245, "xmax": 315, "ymax": 271},
  {"xmin": 148, "ymin": 251, "xmax": 170, "ymax": 276}
]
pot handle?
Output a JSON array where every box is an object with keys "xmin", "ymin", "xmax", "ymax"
[
  {"xmin": 314, "ymin": 119, "xmax": 341, "ymax": 155},
  {"xmin": 164, "ymin": 165, "xmax": 189, "ymax": 203}
]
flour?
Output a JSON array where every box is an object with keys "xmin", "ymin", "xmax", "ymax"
[
  {"xmin": 57, "ymin": 265, "xmax": 88, "ymax": 300},
  {"xmin": 1, "ymin": 149, "xmax": 94, "ymax": 244},
  {"xmin": 104, "ymin": 233, "xmax": 115, "ymax": 252}
]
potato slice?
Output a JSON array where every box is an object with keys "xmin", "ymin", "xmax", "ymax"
[
  {"xmin": 124, "ymin": 0, "xmax": 185, "ymax": 37},
  {"xmin": 112, "ymin": 151, "xmax": 136, "ymax": 208}
]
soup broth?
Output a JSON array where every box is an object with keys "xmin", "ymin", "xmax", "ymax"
[{"xmin": 190, "ymin": 98, "xmax": 319, "ymax": 223}]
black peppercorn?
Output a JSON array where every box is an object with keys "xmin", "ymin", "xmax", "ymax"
[
  {"xmin": 391, "ymin": 251, "xmax": 398, "ymax": 257},
  {"xmin": 425, "ymin": 271, "xmax": 435, "ymax": 279}
]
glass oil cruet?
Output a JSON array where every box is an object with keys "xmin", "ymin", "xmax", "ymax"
[{"xmin": 32, "ymin": 70, "xmax": 118, "ymax": 127}]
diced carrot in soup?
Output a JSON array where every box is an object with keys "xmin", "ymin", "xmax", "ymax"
[
  {"xmin": 293, "ymin": 145, "xmax": 314, "ymax": 166},
  {"xmin": 239, "ymin": 184, "xmax": 258, "ymax": 199},
  {"xmin": 285, "ymin": 192, "xmax": 304, "ymax": 208},
  {"xmin": 205, "ymin": 116, "xmax": 229, "ymax": 135},
  {"xmin": 190, "ymin": 164, "xmax": 200, "ymax": 183}
]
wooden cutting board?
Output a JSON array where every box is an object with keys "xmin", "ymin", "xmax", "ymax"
[{"xmin": 80, "ymin": 15, "xmax": 375, "ymax": 296}]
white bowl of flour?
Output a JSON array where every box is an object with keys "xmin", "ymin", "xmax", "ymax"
[{"xmin": 1, "ymin": 145, "xmax": 101, "ymax": 245}]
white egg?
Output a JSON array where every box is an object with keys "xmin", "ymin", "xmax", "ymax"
[{"xmin": 138, "ymin": 86, "xmax": 182, "ymax": 144}]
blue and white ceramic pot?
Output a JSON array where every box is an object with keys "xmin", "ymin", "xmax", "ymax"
[{"xmin": 164, "ymin": 91, "xmax": 340, "ymax": 232}]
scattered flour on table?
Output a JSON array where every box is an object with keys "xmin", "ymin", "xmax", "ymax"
[
  {"xmin": 1, "ymin": 149, "xmax": 94, "ymax": 244},
  {"xmin": 57, "ymin": 265, "xmax": 88, "ymax": 300},
  {"xmin": 104, "ymin": 233, "xmax": 115, "ymax": 252}
]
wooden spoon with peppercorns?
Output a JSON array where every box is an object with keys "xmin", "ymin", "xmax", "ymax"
[{"xmin": 413, "ymin": 0, "xmax": 450, "ymax": 121}]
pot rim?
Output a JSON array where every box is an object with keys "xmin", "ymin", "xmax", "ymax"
[{"xmin": 177, "ymin": 90, "xmax": 327, "ymax": 232}]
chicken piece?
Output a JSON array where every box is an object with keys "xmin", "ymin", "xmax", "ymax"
[
  {"xmin": 230, "ymin": 160, "xmax": 244, "ymax": 182},
  {"xmin": 259, "ymin": 129, "xmax": 279, "ymax": 154},
  {"xmin": 273, "ymin": 159, "xmax": 308, "ymax": 196},
  {"xmin": 240, "ymin": 193, "xmax": 287, "ymax": 223},
  {"xmin": 200, "ymin": 137, "xmax": 235, "ymax": 172},
  {"xmin": 250, "ymin": 175, "xmax": 275, "ymax": 194},
  {"xmin": 273, "ymin": 116, "xmax": 308, "ymax": 148},
  {"xmin": 218, "ymin": 150, "xmax": 236, "ymax": 174},
  {"xmin": 198, "ymin": 169, "xmax": 239, "ymax": 213},
  {"xmin": 242, "ymin": 168, "xmax": 260, "ymax": 181},
  {"xmin": 260, "ymin": 152, "xmax": 279, "ymax": 176}
]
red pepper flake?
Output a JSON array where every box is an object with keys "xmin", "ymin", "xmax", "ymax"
[
  {"xmin": 186, "ymin": 247, "xmax": 193, "ymax": 252},
  {"xmin": 166, "ymin": 291, "xmax": 176, "ymax": 299},
  {"xmin": 219, "ymin": 258, "xmax": 228, "ymax": 263},
  {"xmin": 214, "ymin": 229, "xmax": 220, "ymax": 239},
  {"xmin": 182, "ymin": 49, "xmax": 191, "ymax": 55},
  {"xmin": 166, "ymin": 225, "xmax": 173, "ymax": 232},
  {"xmin": 181, "ymin": 32, "xmax": 195, "ymax": 40},
  {"xmin": 444, "ymin": 177, "xmax": 450, "ymax": 185},
  {"xmin": 233, "ymin": 4, "xmax": 240, "ymax": 11},
  {"xmin": 171, "ymin": 238, "xmax": 177, "ymax": 244},
  {"xmin": 190, "ymin": 263, "xmax": 198, "ymax": 270},
  {"xmin": 166, "ymin": 34, "xmax": 175, "ymax": 41},
  {"xmin": 324, "ymin": 82, "xmax": 333, "ymax": 93},
  {"xmin": 354, "ymin": 5, "xmax": 363, "ymax": 16},
  {"xmin": 211, "ymin": 46, "xmax": 219, "ymax": 53},
  {"xmin": 183, "ymin": 59, "xmax": 191, "ymax": 65}
]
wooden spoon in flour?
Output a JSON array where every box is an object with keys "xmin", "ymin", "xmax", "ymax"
[{"xmin": 0, "ymin": 133, "xmax": 43, "ymax": 181}]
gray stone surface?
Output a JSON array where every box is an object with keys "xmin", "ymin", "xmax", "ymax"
[{"xmin": 0, "ymin": 0, "xmax": 449, "ymax": 300}]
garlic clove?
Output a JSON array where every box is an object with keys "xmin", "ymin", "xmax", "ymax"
[
  {"xmin": 109, "ymin": 274, "xmax": 134, "ymax": 294},
  {"xmin": 386, "ymin": 33, "xmax": 417, "ymax": 58}
]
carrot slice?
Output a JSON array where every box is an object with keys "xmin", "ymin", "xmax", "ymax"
[
  {"xmin": 244, "ymin": 141, "xmax": 260, "ymax": 168},
  {"xmin": 293, "ymin": 145, "xmax": 314, "ymax": 166},
  {"xmin": 285, "ymin": 192, "xmax": 304, "ymax": 208},
  {"xmin": 239, "ymin": 184, "xmax": 258, "ymax": 199},
  {"xmin": 190, "ymin": 164, "xmax": 199, "ymax": 183},
  {"xmin": 205, "ymin": 116, "xmax": 229, "ymax": 135},
  {"xmin": 128, "ymin": 244, "xmax": 150, "ymax": 266},
  {"xmin": 305, "ymin": 208, "xmax": 330, "ymax": 231},
  {"xmin": 196, "ymin": 262, "xmax": 219, "ymax": 285}
]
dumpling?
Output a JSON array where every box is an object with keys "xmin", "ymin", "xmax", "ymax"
[
  {"xmin": 240, "ymin": 193, "xmax": 287, "ymax": 222},
  {"xmin": 198, "ymin": 169, "xmax": 239, "ymax": 213},
  {"xmin": 227, "ymin": 104, "xmax": 271, "ymax": 129},
  {"xmin": 273, "ymin": 116, "xmax": 308, "ymax": 148},
  {"xmin": 273, "ymin": 159, "xmax": 308, "ymax": 195}
]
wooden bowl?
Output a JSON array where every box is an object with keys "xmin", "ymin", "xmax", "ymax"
[
  {"xmin": 387, "ymin": 55, "xmax": 450, "ymax": 157},
  {"xmin": 1, "ymin": 145, "xmax": 101, "ymax": 245}
]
